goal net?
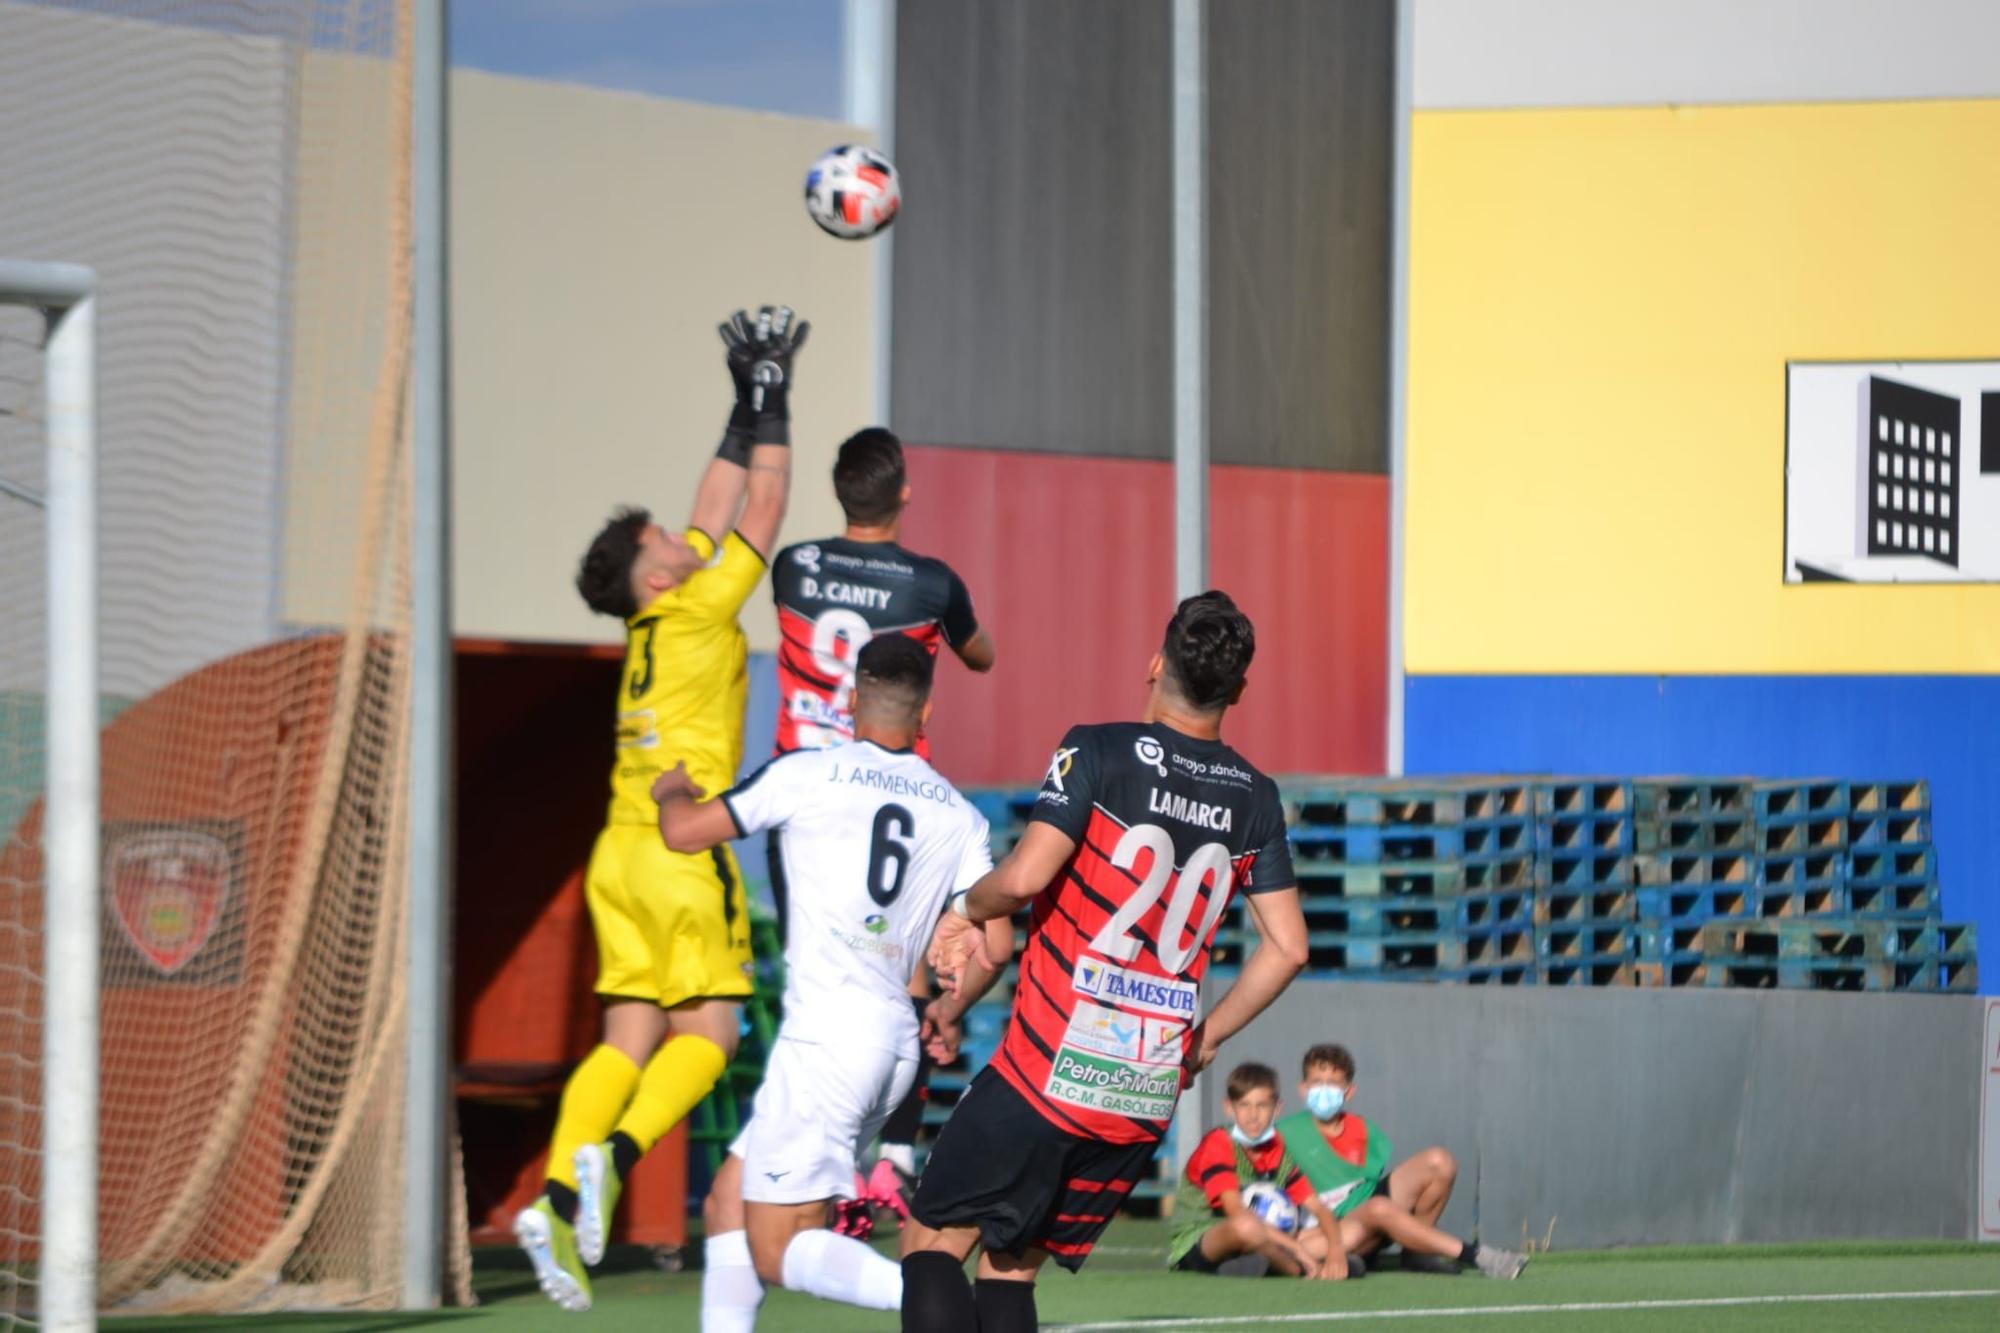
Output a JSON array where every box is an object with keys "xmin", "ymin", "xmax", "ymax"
[{"xmin": 0, "ymin": 0, "xmax": 463, "ymax": 1318}]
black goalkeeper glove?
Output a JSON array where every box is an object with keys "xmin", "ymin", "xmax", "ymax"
[
  {"xmin": 714, "ymin": 308, "xmax": 761, "ymax": 466},
  {"xmin": 748, "ymin": 304, "xmax": 809, "ymax": 446}
]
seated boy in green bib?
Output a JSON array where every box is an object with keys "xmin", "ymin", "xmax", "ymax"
[
  {"xmin": 1278, "ymin": 1043, "xmax": 1527, "ymax": 1280},
  {"xmin": 1168, "ymin": 1062, "xmax": 1344, "ymax": 1279}
]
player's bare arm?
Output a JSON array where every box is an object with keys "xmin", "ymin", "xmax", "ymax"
[
  {"xmin": 922, "ymin": 916, "xmax": 1013, "ymax": 1053},
  {"xmin": 927, "ymin": 823, "xmax": 1070, "ymax": 990},
  {"xmin": 952, "ymin": 626, "xmax": 996, "ymax": 673},
  {"xmin": 685, "ymin": 456, "xmax": 749, "ymax": 551},
  {"xmin": 1303, "ymin": 1195, "xmax": 1341, "ymax": 1249},
  {"xmin": 686, "ymin": 308, "xmax": 762, "ymax": 540},
  {"xmin": 1297, "ymin": 1196, "xmax": 1344, "ymax": 1280},
  {"xmin": 1212, "ymin": 1185, "xmax": 1324, "ymax": 1279},
  {"xmin": 652, "ymin": 762, "xmax": 738, "ymax": 853},
  {"xmin": 966, "ymin": 822, "xmax": 1073, "ymax": 920},
  {"xmin": 1186, "ymin": 886, "xmax": 1309, "ymax": 1075},
  {"xmin": 735, "ymin": 446, "xmax": 791, "ymax": 558}
]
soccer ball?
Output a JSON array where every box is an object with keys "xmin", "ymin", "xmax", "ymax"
[
  {"xmin": 804, "ymin": 145, "xmax": 900, "ymax": 240},
  {"xmin": 1241, "ymin": 1182, "xmax": 1299, "ymax": 1235}
]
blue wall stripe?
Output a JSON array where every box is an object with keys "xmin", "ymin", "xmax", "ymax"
[
  {"xmin": 1405, "ymin": 674, "xmax": 1999, "ymax": 989},
  {"xmin": 733, "ymin": 652, "xmax": 781, "ymax": 909}
]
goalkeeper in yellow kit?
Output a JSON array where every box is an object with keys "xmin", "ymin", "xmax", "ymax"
[{"xmin": 516, "ymin": 306, "xmax": 808, "ymax": 1312}]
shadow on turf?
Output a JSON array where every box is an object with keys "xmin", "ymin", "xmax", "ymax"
[
  {"xmin": 110, "ymin": 1245, "xmax": 691, "ymax": 1329},
  {"xmin": 471, "ymin": 1240, "xmax": 685, "ymax": 1304},
  {"xmin": 115, "ymin": 1313, "xmax": 469, "ymax": 1331}
]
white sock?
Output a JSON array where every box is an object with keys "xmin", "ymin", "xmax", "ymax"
[
  {"xmin": 878, "ymin": 1142, "xmax": 916, "ymax": 1176},
  {"xmin": 701, "ymin": 1230, "xmax": 763, "ymax": 1333},
  {"xmin": 779, "ymin": 1227, "xmax": 903, "ymax": 1310}
]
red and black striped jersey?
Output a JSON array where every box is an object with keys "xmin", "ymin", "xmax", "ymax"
[
  {"xmin": 1184, "ymin": 1127, "xmax": 1314, "ymax": 1209},
  {"xmin": 993, "ymin": 721, "xmax": 1295, "ymax": 1145},
  {"xmin": 770, "ymin": 537, "xmax": 979, "ymax": 755}
]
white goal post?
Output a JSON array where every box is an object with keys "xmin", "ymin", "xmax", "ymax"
[{"xmin": 0, "ymin": 258, "xmax": 98, "ymax": 1333}]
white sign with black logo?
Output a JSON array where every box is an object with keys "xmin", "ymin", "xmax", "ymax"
[{"xmin": 1785, "ymin": 360, "xmax": 2000, "ymax": 583}]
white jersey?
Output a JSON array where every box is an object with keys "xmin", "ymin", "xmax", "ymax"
[{"xmin": 722, "ymin": 738, "xmax": 993, "ymax": 1055}]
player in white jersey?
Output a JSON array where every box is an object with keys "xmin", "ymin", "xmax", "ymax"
[{"xmin": 647, "ymin": 634, "xmax": 1013, "ymax": 1331}]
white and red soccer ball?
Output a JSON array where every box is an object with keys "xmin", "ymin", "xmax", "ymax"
[{"xmin": 805, "ymin": 144, "xmax": 900, "ymax": 240}]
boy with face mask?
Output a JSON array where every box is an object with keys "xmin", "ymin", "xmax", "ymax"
[
  {"xmin": 1277, "ymin": 1044, "xmax": 1527, "ymax": 1280},
  {"xmin": 1167, "ymin": 1063, "xmax": 1344, "ymax": 1278}
]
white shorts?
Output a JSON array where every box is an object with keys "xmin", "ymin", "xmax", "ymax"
[{"xmin": 731, "ymin": 1034, "xmax": 919, "ymax": 1206}]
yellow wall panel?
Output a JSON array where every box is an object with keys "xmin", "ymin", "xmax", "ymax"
[{"xmin": 1407, "ymin": 100, "xmax": 2000, "ymax": 674}]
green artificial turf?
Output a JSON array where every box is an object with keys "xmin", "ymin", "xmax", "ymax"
[{"xmin": 104, "ymin": 1219, "xmax": 2000, "ymax": 1331}]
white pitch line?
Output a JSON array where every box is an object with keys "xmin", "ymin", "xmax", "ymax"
[{"xmin": 1047, "ymin": 1287, "xmax": 2000, "ymax": 1331}]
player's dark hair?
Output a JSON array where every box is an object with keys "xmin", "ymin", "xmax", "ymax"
[
  {"xmin": 834, "ymin": 427, "xmax": 906, "ymax": 525},
  {"xmin": 1225, "ymin": 1061, "xmax": 1280, "ymax": 1101},
  {"xmin": 1160, "ymin": 590, "xmax": 1256, "ymax": 711},
  {"xmin": 1301, "ymin": 1043, "xmax": 1356, "ymax": 1081},
  {"xmin": 854, "ymin": 632, "xmax": 935, "ymax": 718},
  {"xmin": 576, "ymin": 506, "xmax": 650, "ymax": 620}
]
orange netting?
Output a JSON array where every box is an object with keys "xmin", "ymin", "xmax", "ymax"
[{"xmin": 0, "ymin": 0, "xmax": 465, "ymax": 1317}]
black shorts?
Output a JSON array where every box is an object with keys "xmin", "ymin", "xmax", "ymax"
[{"xmin": 910, "ymin": 1067, "xmax": 1159, "ymax": 1273}]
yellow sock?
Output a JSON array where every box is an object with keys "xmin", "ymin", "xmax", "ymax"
[
  {"xmin": 612, "ymin": 1034, "xmax": 728, "ymax": 1155},
  {"xmin": 546, "ymin": 1045, "xmax": 641, "ymax": 1190}
]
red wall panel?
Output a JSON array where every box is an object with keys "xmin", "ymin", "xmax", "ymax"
[
  {"xmin": 898, "ymin": 445, "xmax": 1386, "ymax": 786},
  {"xmin": 1211, "ymin": 462, "xmax": 1388, "ymax": 779}
]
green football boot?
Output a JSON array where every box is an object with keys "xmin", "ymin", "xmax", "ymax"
[
  {"xmin": 514, "ymin": 1196, "xmax": 591, "ymax": 1312},
  {"xmin": 572, "ymin": 1141, "xmax": 625, "ymax": 1267}
]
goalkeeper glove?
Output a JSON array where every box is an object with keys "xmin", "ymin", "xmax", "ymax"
[
  {"xmin": 748, "ymin": 304, "xmax": 809, "ymax": 446},
  {"xmin": 714, "ymin": 308, "xmax": 760, "ymax": 466}
]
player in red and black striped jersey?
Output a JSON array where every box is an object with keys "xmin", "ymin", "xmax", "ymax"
[
  {"xmin": 771, "ymin": 428, "xmax": 992, "ymax": 757},
  {"xmin": 768, "ymin": 427, "xmax": 996, "ymax": 1215},
  {"xmin": 901, "ymin": 592, "xmax": 1311, "ymax": 1333}
]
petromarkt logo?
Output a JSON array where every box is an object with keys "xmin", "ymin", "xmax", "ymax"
[{"xmin": 863, "ymin": 913, "xmax": 889, "ymax": 935}]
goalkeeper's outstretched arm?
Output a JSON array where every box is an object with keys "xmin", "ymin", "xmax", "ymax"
[
  {"xmin": 735, "ymin": 441, "xmax": 790, "ymax": 560},
  {"xmin": 689, "ymin": 305, "xmax": 808, "ymax": 557}
]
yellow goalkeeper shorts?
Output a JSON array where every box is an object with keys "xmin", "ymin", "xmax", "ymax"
[{"xmin": 584, "ymin": 823, "xmax": 753, "ymax": 1009}]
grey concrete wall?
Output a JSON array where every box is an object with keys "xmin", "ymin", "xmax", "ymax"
[
  {"xmin": 893, "ymin": 0, "xmax": 1396, "ymax": 472},
  {"xmin": 1209, "ymin": 0, "xmax": 1392, "ymax": 473},
  {"xmin": 1200, "ymin": 980, "xmax": 1982, "ymax": 1247},
  {"xmin": 1415, "ymin": 0, "xmax": 2000, "ymax": 110},
  {"xmin": 892, "ymin": 0, "xmax": 1172, "ymax": 460}
]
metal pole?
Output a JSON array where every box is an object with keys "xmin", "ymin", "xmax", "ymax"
[
  {"xmin": 1170, "ymin": 0, "xmax": 1208, "ymax": 1182},
  {"xmin": 1172, "ymin": 0, "xmax": 1208, "ymax": 602},
  {"xmin": 41, "ymin": 277, "xmax": 99, "ymax": 1333},
  {"xmin": 1385, "ymin": 0, "xmax": 1414, "ymax": 776},
  {"xmin": 844, "ymin": 0, "xmax": 895, "ymax": 427},
  {"xmin": 402, "ymin": 0, "xmax": 454, "ymax": 1307}
]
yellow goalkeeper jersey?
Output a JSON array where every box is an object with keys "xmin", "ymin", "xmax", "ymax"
[{"xmin": 607, "ymin": 528, "xmax": 767, "ymax": 826}]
